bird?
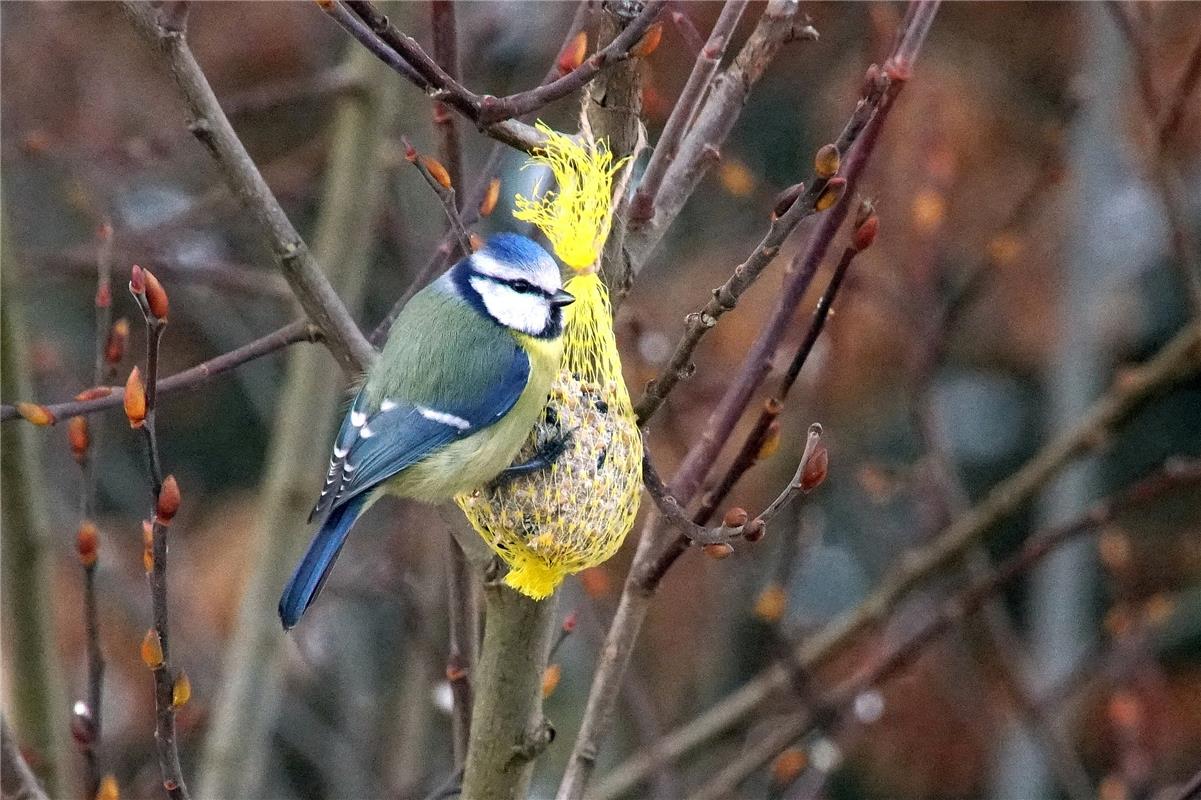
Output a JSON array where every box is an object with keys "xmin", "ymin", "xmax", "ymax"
[
  {"xmin": 456, "ymin": 123, "xmax": 642, "ymax": 601},
  {"xmin": 279, "ymin": 233, "xmax": 574, "ymax": 629}
]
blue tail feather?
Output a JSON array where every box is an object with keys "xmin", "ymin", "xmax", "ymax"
[{"xmin": 279, "ymin": 496, "xmax": 367, "ymax": 630}]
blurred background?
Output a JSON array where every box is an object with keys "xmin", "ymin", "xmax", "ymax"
[{"xmin": 2, "ymin": 2, "xmax": 1200, "ymax": 799}]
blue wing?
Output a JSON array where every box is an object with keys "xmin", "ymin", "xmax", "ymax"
[{"xmin": 281, "ymin": 345, "xmax": 530, "ymax": 628}]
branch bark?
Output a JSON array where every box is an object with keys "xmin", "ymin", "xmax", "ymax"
[
  {"xmin": 122, "ymin": 2, "xmax": 376, "ymax": 374},
  {"xmin": 460, "ymin": 584, "xmax": 558, "ymax": 800}
]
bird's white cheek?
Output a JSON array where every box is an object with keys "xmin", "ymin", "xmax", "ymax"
[{"xmin": 470, "ymin": 278, "xmax": 550, "ymax": 335}]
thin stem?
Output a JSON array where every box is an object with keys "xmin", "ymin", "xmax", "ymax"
[
  {"xmin": 1, "ymin": 320, "xmax": 321, "ymax": 423},
  {"xmin": 130, "ymin": 274, "xmax": 189, "ymax": 800},
  {"xmin": 0, "ymin": 716, "xmax": 50, "ymax": 800},
  {"xmin": 404, "ymin": 138, "xmax": 473, "ymax": 256}
]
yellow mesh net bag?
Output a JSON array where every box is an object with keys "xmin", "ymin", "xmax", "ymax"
[{"xmin": 455, "ymin": 122, "xmax": 642, "ymax": 599}]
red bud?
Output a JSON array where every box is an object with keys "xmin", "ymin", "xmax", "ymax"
[
  {"xmin": 124, "ymin": 367, "xmax": 146, "ymax": 428},
  {"xmin": 801, "ymin": 445, "xmax": 829, "ymax": 491},
  {"xmin": 156, "ymin": 475, "xmax": 181, "ymax": 524}
]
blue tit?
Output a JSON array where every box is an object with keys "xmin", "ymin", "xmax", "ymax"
[{"xmin": 279, "ymin": 233, "xmax": 574, "ymax": 629}]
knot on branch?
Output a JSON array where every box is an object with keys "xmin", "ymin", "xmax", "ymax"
[{"xmin": 510, "ymin": 717, "xmax": 555, "ymax": 766}]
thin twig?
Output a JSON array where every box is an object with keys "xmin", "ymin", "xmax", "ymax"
[
  {"xmin": 628, "ymin": 0, "xmax": 749, "ymax": 223},
  {"xmin": 644, "ymin": 424, "xmax": 823, "ymax": 547},
  {"xmin": 75, "ymin": 221, "xmax": 114, "ymax": 798},
  {"xmin": 558, "ymin": 9, "xmax": 934, "ymax": 794},
  {"xmin": 403, "ymin": 138, "xmax": 473, "ymax": 256},
  {"xmin": 632, "ymin": 70, "xmax": 887, "ymax": 424},
  {"xmin": 219, "ymin": 62, "xmax": 365, "ymax": 117},
  {"xmin": 122, "ymin": 1, "xmax": 376, "ymax": 373},
  {"xmin": 368, "ymin": 2, "xmax": 591, "ymax": 346},
  {"xmin": 595, "ymin": 322, "xmax": 1201, "ymax": 794},
  {"xmin": 1, "ymin": 320, "xmax": 321, "ymax": 424},
  {"xmin": 129, "ymin": 267, "xmax": 189, "ymax": 800},
  {"xmin": 685, "ymin": 459, "xmax": 1201, "ymax": 800}
]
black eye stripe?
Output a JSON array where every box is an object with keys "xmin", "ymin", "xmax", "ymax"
[{"xmin": 503, "ymin": 277, "xmax": 547, "ymax": 295}]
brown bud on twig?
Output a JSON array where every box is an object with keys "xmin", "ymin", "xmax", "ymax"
[
  {"xmin": 16, "ymin": 402, "xmax": 56, "ymax": 426},
  {"xmin": 156, "ymin": 475, "xmax": 181, "ymax": 524},
  {"xmin": 541, "ymin": 663, "xmax": 562, "ymax": 698},
  {"xmin": 96, "ymin": 283, "xmax": 111, "ymax": 309},
  {"xmin": 75, "ymin": 386, "xmax": 113, "ymax": 402},
  {"xmin": 143, "ymin": 268, "xmax": 169, "ymax": 320},
  {"xmin": 172, "ymin": 672, "xmax": 192, "ymax": 708},
  {"xmin": 68, "ymin": 416, "xmax": 90, "ymax": 463},
  {"xmin": 124, "ymin": 367, "xmax": 146, "ymax": 428},
  {"xmin": 141, "ymin": 629, "xmax": 164, "ymax": 669},
  {"xmin": 129, "ymin": 264, "xmax": 146, "ymax": 296},
  {"xmin": 743, "ymin": 518, "xmax": 766, "ymax": 542},
  {"xmin": 558, "ymin": 30, "xmax": 588, "ymax": 74},
  {"xmin": 96, "ymin": 775, "xmax": 119, "ymax": 800},
  {"xmin": 468, "ymin": 233, "xmax": 484, "ymax": 252},
  {"xmin": 105, "ymin": 318, "xmax": 129, "ymax": 366},
  {"xmin": 479, "ymin": 177, "xmax": 501, "ymax": 217},
  {"xmin": 722, "ymin": 507, "xmax": 749, "ymax": 529},
  {"xmin": 771, "ymin": 748, "xmax": 808, "ymax": 787},
  {"xmin": 816, "ymin": 177, "xmax": 846, "ymax": 212},
  {"xmin": 77, "ymin": 521, "xmax": 99, "ymax": 568},
  {"xmin": 852, "ymin": 210, "xmax": 879, "ymax": 252},
  {"xmin": 753, "ymin": 584, "xmax": 787, "ymax": 623},
  {"xmin": 630, "ymin": 21, "xmax": 664, "ymax": 58},
  {"xmin": 562, "ymin": 611, "xmax": 578, "ymax": 633},
  {"xmin": 814, "ymin": 144, "xmax": 840, "ymax": 178},
  {"xmin": 801, "ymin": 445, "xmax": 829, "ymax": 491},
  {"xmin": 771, "ymin": 183, "xmax": 804, "ymax": 219},
  {"xmin": 421, "ymin": 155, "xmax": 452, "ymax": 189},
  {"xmin": 703, "ymin": 542, "xmax": 734, "ymax": 560}
]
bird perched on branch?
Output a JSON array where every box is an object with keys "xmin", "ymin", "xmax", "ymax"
[
  {"xmin": 279, "ymin": 233, "xmax": 574, "ymax": 629},
  {"xmin": 457, "ymin": 122, "xmax": 643, "ymax": 600}
]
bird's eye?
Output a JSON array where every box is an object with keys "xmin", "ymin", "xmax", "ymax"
[{"xmin": 509, "ymin": 279, "xmax": 534, "ymax": 293}]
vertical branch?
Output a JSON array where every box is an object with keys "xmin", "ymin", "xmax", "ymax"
[
  {"xmin": 0, "ymin": 209, "xmax": 73, "ymax": 799},
  {"xmin": 73, "ymin": 220, "xmax": 115, "ymax": 799},
  {"xmin": 460, "ymin": 584, "xmax": 558, "ymax": 800},
  {"xmin": 1, "ymin": 716, "xmax": 50, "ymax": 800},
  {"xmin": 196, "ymin": 39, "xmax": 402, "ymax": 800},
  {"xmin": 127, "ymin": 265, "xmax": 190, "ymax": 800}
]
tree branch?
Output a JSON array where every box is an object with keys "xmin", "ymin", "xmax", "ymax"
[
  {"xmin": 1, "ymin": 716, "xmax": 50, "ymax": 800},
  {"xmin": 1, "ymin": 320, "xmax": 320, "ymax": 424},
  {"xmin": 598, "ymin": 321, "xmax": 1201, "ymax": 791},
  {"xmin": 122, "ymin": 1, "xmax": 376, "ymax": 374}
]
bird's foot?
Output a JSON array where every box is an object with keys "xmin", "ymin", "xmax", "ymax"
[{"xmin": 494, "ymin": 428, "xmax": 574, "ymax": 486}]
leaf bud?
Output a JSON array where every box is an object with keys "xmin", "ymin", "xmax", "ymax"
[
  {"xmin": 630, "ymin": 21, "xmax": 664, "ymax": 58},
  {"xmin": 124, "ymin": 367, "xmax": 146, "ymax": 428},
  {"xmin": 754, "ymin": 584, "xmax": 787, "ymax": 623},
  {"xmin": 75, "ymin": 386, "xmax": 114, "ymax": 402},
  {"xmin": 129, "ymin": 264, "xmax": 146, "ymax": 296},
  {"xmin": 421, "ymin": 155, "xmax": 452, "ymax": 189},
  {"xmin": 801, "ymin": 445, "xmax": 829, "ymax": 491},
  {"xmin": 96, "ymin": 775, "xmax": 120, "ymax": 800},
  {"xmin": 16, "ymin": 402, "xmax": 56, "ymax": 426},
  {"xmin": 468, "ymin": 233, "xmax": 484, "ymax": 252},
  {"xmin": 853, "ymin": 211, "xmax": 879, "ymax": 252},
  {"xmin": 562, "ymin": 612, "xmax": 578, "ymax": 633},
  {"xmin": 95, "ymin": 283, "xmax": 111, "ymax": 309},
  {"xmin": 814, "ymin": 143, "xmax": 840, "ymax": 178},
  {"xmin": 68, "ymin": 416, "xmax": 90, "ymax": 462},
  {"xmin": 558, "ymin": 30, "xmax": 588, "ymax": 74},
  {"xmin": 722, "ymin": 507, "xmax": 748, "ymax": 529},
  {"xmin": 815, "ymin": 177, "xmax": 846, "ymax": 212},
  {"xmin": 77, "ymin": 520, "xmax": 99, "ymax": 568},
  {"xmin": 143, "ymin": 268, "xmax": 169, "ymax": 320},
  {"xmin": 141, "ymin": 629, "xmax": 164, "ymax": 669},
  {"xmin": 703, "ymin": 542, "xmax": 734, "ymax": 560},
  {"xmin": 156, "ymin": 475, "xmax": 181, "ymax": 524},
  {"xmin": 479, "ymin": 177, "xmax": 501, "ymax": 217},
  {"xmin": 105, "ymin": 318, "xmax": 129, "ymax": 366},
  {"xmin": 172, "ymin": 671, "xmax": 192, "ymax": 708},
  {"xmin": 541, "ymin": 663, "xmax": 562, "ymax": 698},
  {"xmin": 771, "ymin": 748, "xmax": 807, "ymax": 787}
]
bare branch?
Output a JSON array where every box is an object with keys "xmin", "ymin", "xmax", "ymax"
[
  {"xmin": 122, "ymin": 1, "xmax": 376, "ymax": 373},
  {"xmin": 1, "ymin": 320, "xmax": 321, "ymax": 424},
  {"xmin": 1, "ymin": 716, "xmax": 50, "ymax": 800}
]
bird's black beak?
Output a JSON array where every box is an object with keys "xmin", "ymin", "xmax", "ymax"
[{"xmin": 551, "ymin": 289, "xmax": 575, "ymax": 307}]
